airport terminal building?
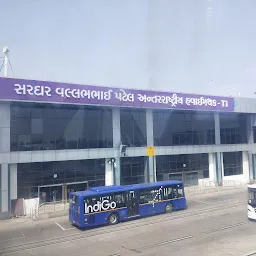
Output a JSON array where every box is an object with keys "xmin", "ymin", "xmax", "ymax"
[{"xmin": 0, "ymin": 77, "xmax": 255, "ymax": 218}]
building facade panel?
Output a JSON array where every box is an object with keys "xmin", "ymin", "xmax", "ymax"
[
  {"xmin": 153, "ymin": 110, "xmax": 215, "ymax": 146},
  {"xmin": 10, "ymin": 103, "xmax": 113, "ymax": 152},
  {"xmin": 0, "ymin": 77, "xmax": 255, "ymax": 218}
]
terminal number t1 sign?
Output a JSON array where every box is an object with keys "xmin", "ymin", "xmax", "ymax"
[{"xmin": 146, "ymin": 146, "xmax": 155, "ymax": 156}]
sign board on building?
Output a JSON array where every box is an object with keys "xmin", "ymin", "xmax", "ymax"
[
  {"xmin": 146, "ymin": 146, "xmax": 155, "ymax": 156},
  {"xmin": 0, "ymin": 77, "xmax": 234, "ymax": 112}
]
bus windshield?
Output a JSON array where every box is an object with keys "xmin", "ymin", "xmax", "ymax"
[
  {"xmin": 248, "ymin": 187, "xmax": 256, "ymax": 205},
  {"xmin": 69, "ymin": 195, "xmax": 79, "ymax": 205}
]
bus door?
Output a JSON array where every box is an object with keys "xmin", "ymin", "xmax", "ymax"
[{"xmin": 126, "ymin": 191, "xmax": 139, "ymax": 217}]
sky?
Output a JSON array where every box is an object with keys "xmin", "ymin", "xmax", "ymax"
[{"xmin": 1, "ymin": 0, "xmax": 256, "ymax": 97}]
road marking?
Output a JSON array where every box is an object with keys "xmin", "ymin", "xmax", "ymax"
[
  {"xmin": 141, "ymin": 235, "xmax": 193, "ymax": 250},
  {"xmin": 55, "ymin": 222, "xmax": 75, "ymax": 231},
  {"xmin": 190, "ymin": 199, "xmax": 211, "ymax": 205},
  {"xmin": 203, "ymin": 222, "xmax": 246, "ymax": 234},
  {"xmin": 0, "ymin": 233, "xmax": 25, "ymax": 243},
  {"xmin": 154, "ymin": 235, "xmax": 193, "ymax": 246}
]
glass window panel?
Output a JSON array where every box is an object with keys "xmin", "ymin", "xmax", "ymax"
[
  {"xmin": 11, "ymin": 118, "xmax": 31, "ymax": 135},
  {"xmin": 223, "ymin": 152, "xmax": 243, "ymax": 176},
  {"xmin": 11, "ymin": 135, "xmax": 18, "ymax": 151},
  {"xmin": 253, "ymin": 127, "xmax": 256, "ymax": 143},
  {"xmin": 156, "ymin": 154, "xmax": 209, "ymax": 183},
  {"xmin": 220, "ymin": 113, "xmax": 247, "ymax": 144},
  {"xmin": 120, "ymin": 157, "xmax": 145, "ymax": 185},
  {"xmin": 31, "ymin": 118, "xmax": 43, "ymax": 134},
  {"xmin": 31, "ymin": 106, "xmax": 44, "ymax": 118},
  {"xmin": 11, "ymin": 103, "xmax": 113, "ymax": 151},
  {"xmin": 153, "ymin": 110, "xmax": 215, "ymax": 146},
  {"xmin": 120, "ymin": 109, "xmax": 146, "ymax": 147},
  {"xmin": 11, "ymin": 106, "xmax": 30, "ymax": 118}
]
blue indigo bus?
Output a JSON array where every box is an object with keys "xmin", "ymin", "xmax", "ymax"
[{"xmin": 69, "ymin": 180, "xmax": 187, "ymax": 228}]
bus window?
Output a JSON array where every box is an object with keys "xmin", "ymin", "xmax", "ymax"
[
  {"xmin": 114, "ymin": 193, "xmax": 126, "ymax": 208},
  {"xmin": 99, "ymin": 193, "xmax": 126, "ymax": 208},
  {"xmin": 163, "ymin": 186, "xmax": 173, "ymax": 200},
  {"xmin": 173, "ymin": 185, "xmax": 184, "ymax": 198},
  {"xmin": 139, "ymin": 189, "xmax": 153, "ymax": 204},
  {"xmin": 84, "ymin": 196, "xmax": 100, "ymax": 207}
]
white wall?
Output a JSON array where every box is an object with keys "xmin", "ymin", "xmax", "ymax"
[
  {"xmin": 208, "ymin": 153, "xmax": 216, "ymax": 183},
  {"xmin": 10, "ymin": 164, "xmax": 17, "ymax": 200},
  {"xmin": 1, "ymin": 164, "xmax": 8, "ymax": 212}
]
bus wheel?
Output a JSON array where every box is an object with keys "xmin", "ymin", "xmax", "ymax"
[
  {"xmin": 165, "ymin": 203, "xmax": 173, "ymax": 213},
  {"xmin": 108, "ymin": 213, "xmax": 119, "ymax": 225}
]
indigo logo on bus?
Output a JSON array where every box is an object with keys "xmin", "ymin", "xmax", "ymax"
[{"xmin": 84, "ymin": 200, "xmax": 117, "ymax": 214}]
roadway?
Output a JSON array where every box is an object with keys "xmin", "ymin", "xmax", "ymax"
[{"xmin": 0, "ymin": 187, "xmax": 254, "ymax": 256}]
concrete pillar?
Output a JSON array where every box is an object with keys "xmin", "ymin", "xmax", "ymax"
[
  {"xmin": 214, "ymin": 113, "xmax": 223, "ymax": 185},
  {"xmin": 216, "ymin": 152, "xmax": 223, "ymax": 185},
  {"xmin": 114, "ymin": 158, "xmax": 121, "ymax": 185},
  {"xmin": 112, "ymin": 108, "xmax": 121, "ymax": 185},
  {"xmin": 214, "ymin": 112, "xmax": 220, "ymax": 145},
  {"xmin": 252, "ymin": 154, "xmax": 256, "ymax": 180},
  {"xmin": 1, "ymin": 164, "xmax": 9, "ymax": 213},
  {"xmin": 9, "ymin": 164, "xmax": 17, "ymax": 200},
  {"xmin": 146, "ymin": 109, "xmax": 156, "ymax": 182},
  {"xmin": 112, "ymin": 108, "xmax": 121, "ymax": 148},
  {"xmin": 248, "ymin": 153, "xmax": 254, "ymax": 181},
  {"xmin": 246, "ymin": 114, "xmax": 253, "ymax": 144},
  {"xmin": 146, "ymin": 109, "xmax": 154, "ymax": 145},
  {"xmin": 208, "ymin": 153, "xmax": 217, "ymax": 183},
  {"xmin": 0, "ymin": 103, "xmax": 10, "ymax": 153},
  {"xmin": 144, "ymin": 156, "xmax": 156, "ymax": 183},
  {"xmin": 105, "ymin": 159, "xmax": 114, "ymax": 186},
  {"xmin": 242, "ymin": 151, "xmax": 250, "ymax": 183}
]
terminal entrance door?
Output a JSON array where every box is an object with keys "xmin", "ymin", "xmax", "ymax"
[
  {"xmin": 38, "ymin": 181, "xmax": 88, "ymax": 204},
  {"xmin": 38, "ymin": 184, "xmax": 62, "ymax": 203},
  {"xmin": 63, "ymin": 181, "xmax": 88, "ymax": 203},
  {"xmin": 184, "ymin": 171, "xmax": 199, "ymax": 186},
  {"xmin": 163, "ymin": 171, "xmax": 199, "ymax": 186},
  {"xmin": 166, "ymin": 172, "xmax": 183, "ymax": 182}
]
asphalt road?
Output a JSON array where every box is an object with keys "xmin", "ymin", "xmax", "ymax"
[{"xmin": 0, "ymin": 187, "xmax": 254, "ymax": 256}]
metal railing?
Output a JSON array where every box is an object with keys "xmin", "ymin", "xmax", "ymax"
[
  {"xmin": 31, "ymin": 201, "xmax": 69, "ymax": 219},
  {"xmin": 184, "ymin": 179, "xmax": 247, "ymax": 195}
]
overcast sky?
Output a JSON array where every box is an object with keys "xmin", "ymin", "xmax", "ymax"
[{"xmin": 1, "ymin": 0, "xmax": 256, "ymax": 97}]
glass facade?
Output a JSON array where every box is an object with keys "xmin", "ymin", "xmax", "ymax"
[
  {"xmin": 10, "ymin": 103, "xmax": 113, "ymax": 151},
  {"xmin": 223, "ymin": 152, "xmax": 243, "ymax": 176},
  {"xmin": 253, "ymin": 127, "xmax": 256, "ymax": 143},
  {"xmin": 156, "ymin": 154, "xmax": 209, "ymax": 185},
  {"xmin": 3, "ymin": 103, "xmax": 252, "ymax": 204},
  {"xmin": 120, "ymin": 109, "xmax": 146, "ymax": 147},
  {"xmin": 120, "ymin": 157, "xmax": 145, "ymax": 185},
  {"xmin": 153, "ymin": 110, "xmax": 215, "ymax": 146},
  {"xmin": 220, "ymin": 113, "xmax": 247, "ymax": 144},
  {"xmin": 17, "ymin": 159, "xmax": 105, "ymax": 199}
]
